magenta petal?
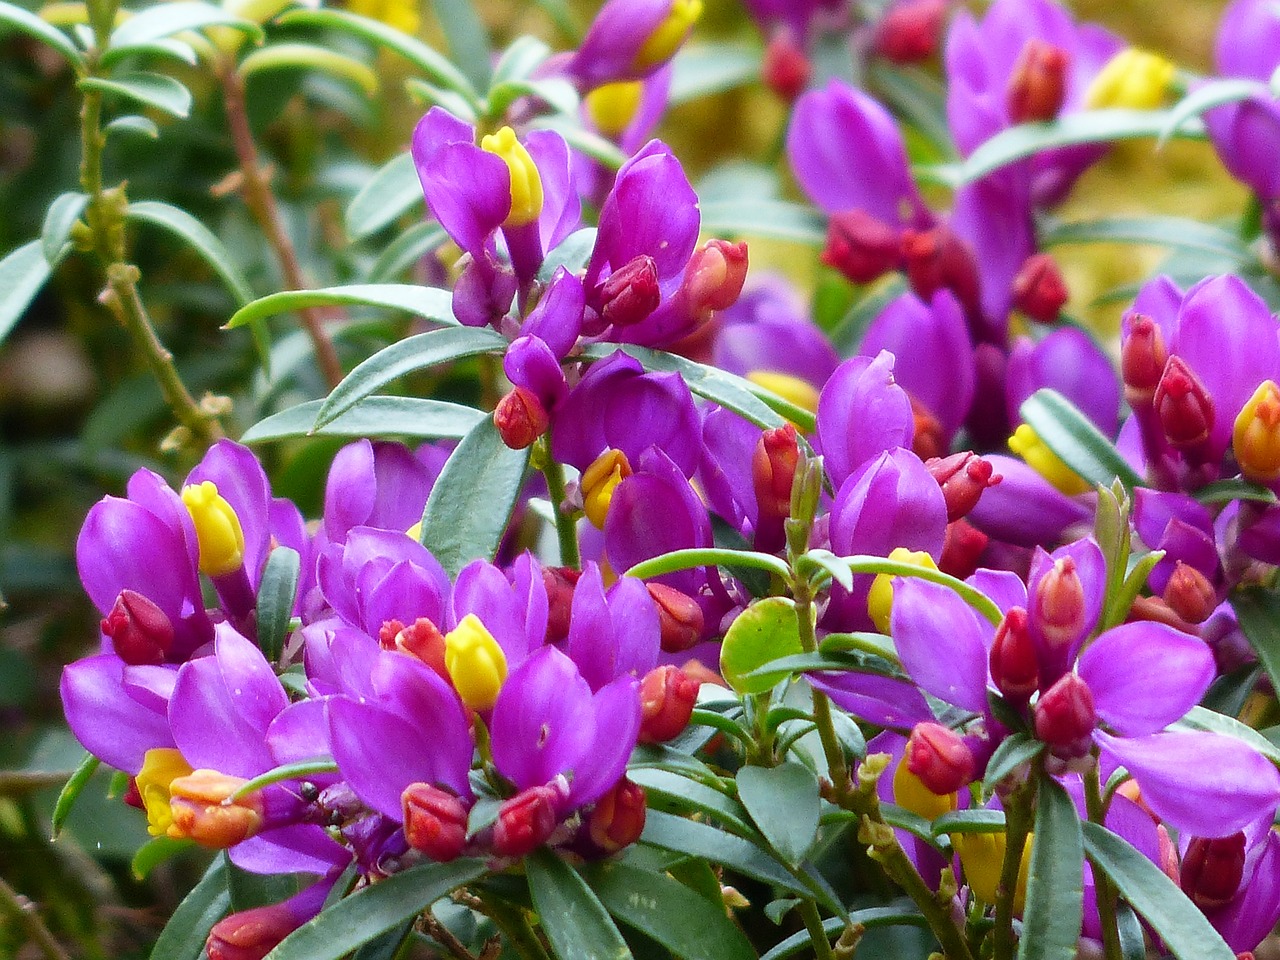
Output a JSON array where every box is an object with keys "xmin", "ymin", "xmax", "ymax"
[
  {"xmin": 569, "ymin": 675, "xmax": 641, "ymax": 807},
  {"xmin": 213, "ymin": 626, "xmax": 290, "ymax": 735},
  {"xmin": 491, "ymin": 646, "xmax": 595, "ymax": 791},
  {"xmin": 891, "ymin": 578, "xmax": 991, "ymax": 713},
  {"xmin": 229, "ymin": 824, "xmax": 349, "ymax": 876},
  {"xmin": 1210, "ymin": 832, "xmax": 1280, "ymax": 953},
  {"xmin": 1096, "ymin": 730, "xmax": 1280, "ymax": 838},
  {"xmin": 61, "ymin": 656, "xmax": 176, "ymax": 773},
  {"xmin": 808, "ymin": 673, "xmax": 935, "ymax": 729},
  {"xmin": 268, "ymin": 699, "xmax": 333, "ymax": 767},
  {"xmin": 187, "ymin": 440, "xmax": 273, "ymax": 582},
  {"xmin": 566, "ymin": 563, "xmax": 616, "ymax": 690},
  {"xmin": 416, "ymin": 142, "xmax": 510, "ymax": 258},
  {"xmin": 524, "ymin": 130, "xmax": 580, "ymax": 253},
  {"xmin": 327, "ymin": 698, "xmax": 448, "ymax": 820},
  {"xmin": 816, "ymin": 351, "xmax": 915, "ymax": 488}
]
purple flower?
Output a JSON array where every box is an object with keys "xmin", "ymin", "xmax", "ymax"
[
  {"xmin": 815, "ymin": 352, "xmax": 915, "ymax": 489},
  {"xmin": 566, "ymin": 0, "xmax": 699, "ymax": 88},
  {"xmin": 1005, "ymin": 327, "xmax": 1120, "ymax": 438},
  {"xmin": 315, "ymin": 527, "xmax": 452, "ymax": 637},
  {"xmin": 966, "ymin": 454, "xmax": 1091, "ymax": 548},
  {"xmin": 61, "ymin": 656, "xmax": 177, "ymax": 773},
  {"xmin": 322, "ymin": 440, "xmax": 442, "ymax": 544}
]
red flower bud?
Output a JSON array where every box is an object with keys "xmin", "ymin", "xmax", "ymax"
[
  {"xmin": 1162, "ymin": 562, "xmax": 1217, "ymax": 625},
  {"xmin": 586, "ymin": 778, "xmax": 647, "ymax": 855},
  {"xmin": 1125, "ymin": 595, "xmax": 1198, "ymax": 635},
  {"xmin": 207, "ymin": 903, "xmax": 301, "ymax": 960},
  {"xmin": 681, "ymin": 240, "xmax": 749, "ymax": 317},
  {"xmin": 1121, "ymin": 313, "xmax": 1168, "ymax": 407},
  {"xmin": 647, "ymin": 583, "xmax": 704, "ymax": 653},
  {"xmin": 904, "ymin": 721, "xmax": 975, "ymax": 794},
  {"xmin": 639, "ymin": 665, "xmax": 699, "ymax": 744},
  {"xmin": 1154, "ymin": 356, "xmax": 1214, "ymax": 452},
  {"xmin": 1006, "ymin": 39, "xmax": 1070, "ymax": 124},
  {"xmin": 494, "ymin": 386, "xmax": 550, "ymax": 450},
  {"xmin": 910, "ymin": 396, "xmax": 948, "ymax": 462},
  {"xmin": 542, "ymin": 566, "xmax": 582, "ymax": 644},
  {"xmin": 102, "ymin": 589, "xmax": 174, "ymax": 665},
  {"xmin": 926, "ymin": 451, "xmax": 1002, "ymax": 523},
  {"xmin": 874, "ymin": 0, "xmax": 947, "ymax": 64},
  {"xmin": 763, "ymin": 31, "xmax": 811, "ymax": 101},
  {"xmin": 596, "ymin": 255, "xmax": 660, "ymax": 328},
  {"xmin": 379, "ymin": 617, "xmax": 449, "ymax": 682},
  {"xmin": 1032, "ymin": 556, "xmax": 1087, "ymax": 650},
  {"xmin": 1181, "ymin": 833, "xmax": 1246, "ymax": 910},
  {"xmin": 1034, "ymin": 673, "xmax": 1096, "ymax": 755},
  {"xmin": 1011, "ymin": 252, "xmax": 1069, "ymax": 323},
  {"xmin": 821, "ymin": 210, "xmax": 902, "ymax": 284},
  {"xmin": 938, "ymin": 519, "xmax": 989, "ymax": 580},
  {"xmin": 989, "ymin": 607, "xmax": 1038, "ymax": 703},
  {"xmin": 492, "ymin": 785, "xmax": 560, "ymax": 858},
  {"xmin": 401, "ymin": 783, "xmax": 469, "ymax": 862},
  {"xmin": 752, "ymin": 423, "xmax": 800, "ymax": 521},
  {"xmin": 901, "ymin": 225, "xmax": 981, "ymax": 318}
]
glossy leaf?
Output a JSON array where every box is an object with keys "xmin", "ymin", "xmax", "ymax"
[
  {"xmin": 107, "ymin": 1, "xmax": 260, "ymax": 50},
  {"xmin": 346, "ymin": 152, "xmax": 422, "ymax": 240},
  {"xmin": 256, "ymin": 546, "xmax": 300, "ymax": 662},
  {"xmin": 737, "ymin": 764, "xmax": 820, "ymax": 865},
  {"xmin": 1020, "ymin": 389, "xmax": 1143, "ymax": 490},
  {"xmin": 431, "ymin": 0, "xmax": 491, "ymax": 92},
  {"xmin": 759, "ymin": 908, "xmax": 929, "ymax": 960},
  {"xmin": 699, "ymin": 199, "xmax": 826, "ymax": 246},
  {"xmin": 150, "ymin": 854, "xmax": 232, "ymax": 960},
  {"xmin": 41, "ymin": 192, "xmax": 87, "ymax": 264},
  {"xmin": 50, "ymin": 751, "xmax": 99, "ymax": 839},
  {"xmin": 369, "ymin": 222, "xmax": 448, "ymax": 282},
  {"xmin": 1158, "ymin": 78, "xmax": 1270, "ymax": 146},
  {"xmin": 721, "ymin": 596, "xmax": 804, "ymax": 695},
  {"xmin": 132, "ymin": 835, "xmax": 194, "ymax": 880},
  {"xmin": 127, "ymin": 201, "xmax": 254, "ymax": 305},
  {"xmin": 627, "ymin": 768, "xmax": 753, "ymax": 834},
  {"xmin": 526, "ymin": 849, "xmax": 632, "ymax": 960},
  {"xmin": 226, "ymin": 284, "xmax": 455, "ymax": 329},
  {"xmin": 1194, "ymin": 477, "xmax": 1279, "ymax": 505},
  {"xmin": 242, "ymin": 397, "xmax": 485, "ymax": 443},
  {"xmin": 417, "ymin": 416, "xmax": 530, "ymax": 577},
  {"xmin": 266, "ymin": 859, "xmax": 486, "ymax": 960},
  {"xmin": 983, "ymin": 734, "xmax": 1044, "ymax": 794},
  {"xmin": 490, "ymin": 35, "xmax": 550, "ymax": 86},
  {"xmin": 932, "ymin": 809, "xmax": 1007, "ymax": 836},
  {"xmin": 0, "ymin": 240, "xmax": 55, "ymax": 346},
  {"xmin": 0, "ymin": 0, "xmax": 83, "ymax": 68},
  {"xmin": 80, "ymin": 72, "xmax": 193, "ymax": 118},
  {"xmin": 1018, "ymin": 778, "xmax": 1083, "ymax": 960},
  {"xmin": 240, "ymin": 43, "xmax": 378, "ymax": 97},
  {"xmin": 105, "ymin": 114, "xmax": 160, "ymax": 139}
]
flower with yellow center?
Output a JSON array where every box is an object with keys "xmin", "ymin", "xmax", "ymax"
[
  {"xmin": 135, "ymin": 748, "xmax": 194, "ymax": 837},
  {"xmin": 952, "ymin": 830, "xmax": 1034, "ymax": 913},
  {"xmin": 180, "ymin": 480, "xmax": 245, "ymax": 577},
  {"xmin": 585, "ymin": 81, "xmax": 644, "ymax": 138},
  {"xmin": 635, "ymin": 0, "xmax": 702, "ymax": 70},
  {"xmin": 1008, "ymin": 424, "xmax": 1091, "ymax": 496},
  {"xmin": 1233, "ymin": 380, "xmax": 1280, "ymax": 483},
  {"xmin": 480, "ymin": 127, "xmax": 544, "ymax": 228},
  {"xmin": 581, "ymin": 449, "xmax": 633, "ymax": 529},
  {"xmin": 867, "ymin": 547, "xmax": 938, "ymax": 635},
  {"xmin": 1084, "ymin": 49, "xmax": 1176, "ymax": 110},
  {"xmin": 892, "ymin": 759, "xmax": 957, "ymax": 822},
  {"xmin": 444, "ymin": 614, "xmax": 508, "ymax": 711}
]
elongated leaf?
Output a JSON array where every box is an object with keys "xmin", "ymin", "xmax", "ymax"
[
  {"xmin": 151, "ymin": 854, "xmax": 232, "ymax": 960},
  {"xmin": 1041, "ymin": 216, "xmax": 1251, "ymax": 264},
  {"xmin": 699, "ymin": 199, "xmax": 826, "ymax": 246},
  {"xmin": 1230, "ymin": 586, "xmax": 1280, "ymax": 704},
  {"xmin": 487, "ymin": 75, "xmax": 579, "ymax": 118},
  {"xmin": 531, "ymin": 116, "xmax": 628, "ymax": 169},
  {"xmin": 230, "ymin": 759, "xmax": 339, "ymax": 802},
  {"xmin": 627, "ymin": 768, "xmax": 754, "ymax": 834},
  {"xmin": 226, "ymin": 284, "xmax": 455, "ymax": 329},
  {"xmin": 1173, "ymin": 704, "xmax": 1280, "ymax": 766},
  {"xmin": 51, "ymin": 752, "xmax": 99, "ymax": 838},
  {"xmin": 1020, "ymin": 389, "xmax": 1143, "ymax": 490},
  {"xmin": 983, "ymin": 734, "xmax": 1044, "ymax": 793},
  {"xmin": 538, "ymin": 227, "xmax": 595, "ymax": 283},
  {"xmin": 42, "ymin": 192, "xmax": 87, "ymax": 265},
  {"xmin": 585, "ymin": 860, "xmax": 755, "ymax": 960},
  {"xmin": 1194, "ymin": 477, "xmax": 1278, "ymax": 505},
  {"xmin": 105, "ymin": 114, "xmax": 160, "ymax": 139},
  {"xmin": 277, "ymin": 8, "xmax": 476, "ymax": 99},
  {"xmin": 526, "ymin": 849, "xmax": 631, "ymax": 960},
  {"xmin": 0, "ymin": 0, "xmax": 82, "ymax": 67},
  {"xmin": 932, "ymin": 809, "xmax": 1007, "ymax": 836},
  {"xmin": 1082, "ymin": 821, "xmax": 1234, "ymax": 960},
  {"xmin": 0, "ymin": 240, "xmax": 55, "ymax": 345},
  {"xmin": 625, "ymin": 547, "xmax": 791, "ymax": 581},
  {"xmin": 837, "ymin": 554, "xmax": 1004, "ymax": 625},
  {"xmin": 108, "ymin": 2, "xmax": 260, "ymax": 50},
  {"xmin": 240, "ymin": 44, "xmax": 378, "ymax": 97},
  {"xmin": 316, "ymin": 326, "xmax": 506, "ymax": 427},
  {"xmin": 242, "ymin": 397, "xmax": 485, "ymax": 443},
  {"xmin": 347, "ymin": 153, "xmax": 422, "ymax": 239},
  {"xmin": 369, "ymin": 221, "xmax": 447, "ymax": 282},
  {"xmin": 132, "ymin": 835, "xmax": 194, "ymax": 880},
  {"xmin": 491, "ymin": 35, "xmax": 550, "ymax": 85},
  {"xmin": 351, "ymin": 922, "xmax": 413, "ymax": 960},
  {"xmin": 720, "ymin": 596, "xmax": 804, "ymax": 695},
  {"xmin": 759, "ymin": 908, "xmax": 929, "ymax": 960},
  {"xmin": 743, "ymin": 651, "xmax": 894, "ymax": 688},
  {"xmin": 267, "ymin": 859, "xmax": 486, "ymax": 960},
  {"xmin": 800, "ymin": 548, "xmax": 854, "ymax": 591},
  {"xmin": 736, "ymin": 764, "xmax": 819, "ymax": 866},
  {"xmin": 1116, "ymin": 903, "xmax": 1146, "ymax": 960},
  {"xmin": 256, "ymin": 546, "xmax": 300, "ymax": 662},
  {"xmin": 962, "ymin": 109, "xmax": 1204, "ymax": 183},
  {"xmin": 80, "ymin": 72, "xmax": 192, "ymax": 118},
  {"xmin": 127, "ymin": 201, "xmax": 253, "ymax": 305},
  {"xmin": 1019, "ymin": 779, "xmax": 1082, "ymax": 960},
  {"xmin": 1158, "ymin": 78, "xmax": 1270, "ymax": 145},
  {"xmin": 418, "ymin": 416, "xmax": 530, "ymax": 577},
  {"xmin": 669, "ymin": 42, "xmax": 761, "ymax": 105},
  {"xmin": 431, "ymin": 0, "xmax": 490, "ymax": 91}
]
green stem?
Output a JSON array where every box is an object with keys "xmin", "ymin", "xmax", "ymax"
[
  {"xmin": 484, "ymin": 898, "xmax": 552, "ymax": 960},
  {"xmin": 992, "ymin": 782, "xmax": 1034, "ymax": 960},
  {"xmin": 793, "ymin": 578, "xmax": 850, "ymax": 796},
  {"xmin": 538, "ymin": 443, "xmax": 579, "ymax": 569},
  {"xmin": 0, "ymin": 876, "xmax": 71, "ymax": 960},
  {"xmin": 798, "ymin": 898, "xmax": 837, "ymax": 960},
  {"xmin": 1085, "ymin": 761, "xmax": 1124, "ymax": 960}
]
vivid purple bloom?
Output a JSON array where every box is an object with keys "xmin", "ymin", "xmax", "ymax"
[
  {"xmin": 815, "ymin": 352, "xmax": 915, "ymax": 489},
  {"xmin": 564, "ymin": 563, "xmax": 660, "ymax": 690},
  {"xmin": 1131, "ymin": 489, "xmax": 1221, "ymax": 594},
  {"xmin": 322, "ymin": 440, "xmax": 442, "ymax": 544},
  {"xmin": 566, "ymin": 0, "xmax": 696, "ymax": 88},
  {"xmin": 966, "ymin": 454, "xmax": 1091, "ymax": 548},
  {"xmin": 61, "ymin": 656, "xmax": 177, "ymax": 773},
  {"xmin": 1005, "ymin": 327, "xmax": 1120, "ymax": 438},
  {"xmin": 315, "ymin": 527, "xmax": 452, "ymax": 636},
  {"xmin": 450, "ymin": 554, "xmax": 549, "ymax": 666}
]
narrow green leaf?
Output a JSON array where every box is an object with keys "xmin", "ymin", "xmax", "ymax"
[
  {"xmin": 241, "ymin": 397, "xmax": 485, "ymax": 443},
  {"xmin": 526, "ymin": 849, "xmax": 632, "ymax": 960},
  {"xmin": 585, "ymin": 860, "xmax": 755, "ymax": 960},
  {"xmin": 627, "ymin": 768, "xmax": 754, "ymax": 834},
  {"xmin": 316, "ymin": 326, "xmax": 506, "ymax": 428},
  {"xmin": 699, "ymin": 199, "xmax": 826, "ymax": 246},
  {"xmin": 1116, "ymin": 903, "xmax": 1146, "ymax": 960},
  {"xmin": 418, "ymin": 416, "xmax": 530, "ymax": 577},
  {"xmin": 1158, "ymin": 78, "xmax": 1270, "ymax": 146},
  {"xmin": 351, "ymin": 921, "xmax": 413, "ymax": 960},
  {"xmin": 150, "ymin": 854, "xmax": 232, "ymax": 960},
  {"xmin": 720, "ymin": 596, "xmax": 804, "ymax": 695},
  {"xmin": 624, "ymin": 547, "xmax": 792, "ymax": 582},
  {"xmin": 639, "ymin": 811, "xmax": 809, "ymax": 898},
  {"xmin": 105, "ymin": 114, "xmax": 160, "ymax": 139},
  {"xmin": 229, "ymin": 759, "xmax": 339, "ymax": 802},
  {"xmin": 1082, "ymin": 821, "xmax": 1234, "ymax": 960},
  {"xmin": 369, "ymin": 222, "xmax": 447, "ymax": 282},
  {"xmin": 107, "ymin": 1, "xmax": 260, "ymax": 50},
  {"xmin": 961, "ymin": 109, "xmax": 1204, "ymax": 183},
  {"xmin": 828, "ymin": 276, "xmax": 908, "ymax": 356},
  {"xmin": 430, "ymin": 0, "xmax": 491, "ymax": 92},
  {"xmin": 983, "ymin": 734, "xmax": 1044, "ymax": 794},
  {"xmin": 41, "ymin": 192, "xmax": 87, "ymax": 264},
  {"xmin": 818, "ymin": 631, "xmax": 899, "ymax": 662},
  {"xmin": 0, "ymin": 240, "xmax": 55, "ymax": 346},
  {"xmin": 486, "ymin": 76, "xmax": 579, "ymax": 118},
  {"xmin": 668, "ymin": 42, "xmax": 762, "ymax": 105},
  {"xmin": 240, "ymin": 43, "xmax": 379, "ymax": 97},
  {"xmin": 1018, "ymin": 779, "xmax": 1083, "ymax": 960},
  {"xmin": 266, "ymin": 859, "xmax": 487, "ymax": 960},
  {"xmin": 80, "ymin": 72, "xmax": 192, "ymax": 118},
  {"xmin": 1230, "ymin": 586, "xmax": 1280, "ymax": 705},
  {"xmin": 132, "ymin": 835, "xmax": 194, "ymax": 880},
  {"xmin": 255, "ymin": 546, "xmax": 300, "ymax": 662},
  {"xmin": 800, "ymin": 548, "xmax": 854, "ymax": 591},
  {"xmin": 1019, "ymin": 389, "xmax": 1143, "ymax": 490},
  {"xmin": 742, "ymin": 651, "xmax": 894, "ymax": 688},
  {"xmin": 0, "ymin": 0, "xmax": 83, "ymax": 68},
  {"xmin": 538, "ymin": 226, "xmax": 597, "ymax": 282},
  {"xmin": 127, "ymin": 201, "xmax": 253, "ymax": 305},
  {"xmin": 736, "ymin": 763, "xmax": 820, "ymax": 866},
  {"xmin": 1194, "ymin": 477, "xmax": 1279, "ymax": 505},
  {"xmin": 1173, "ymin": 704, "xmax": 1280, "ymax": 766},
  {"xmin": 1041, "ymin": 216, "xmax": 1252, "ymax": 264},
  {"xmin": 759, "ymin": 908, "xmax": 929, "ymax": 960},
  {"xmin": 101, "ymin": 36, "xmax": 199, "ymax": 67},
  {"xmin": 346, "ymin": 153, "xmax": 422, "ymax": 240},
  {"xmin": 490, "ymin": 35, "xmax": 551, "ymax": 85},
  {"xmin": 226, "ymin": 284, "xmax": 455, "ymax": 329},
  {"xmin": 529, "ymin": 115, "xmax": 628, "ymax": 169},
  {"xmin": 837, "ymin": 554, "xmax": 1004, "ymax": 626},
  {"xmin": 50, "ymin": 752, "xmax": 99, "ymax": 838},
  {"xmin": 406, "ymin": 77, "xmax": 480, "ymax": 122},
  {"xmin": 932, "ymin": 809, "xmax": 1007, "ymax": 836}
]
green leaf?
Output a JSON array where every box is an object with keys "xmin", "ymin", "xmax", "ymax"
[
  {"xmin": 526, "ymin": 849, "xmax": 632, "ymax": 960},
  {"xmin": 931, "ymin": 809, "xmax": 1007, "ymax": 836},
  {"xmin": 1018, "ymin": 778, "xmax": 1083, "ymax": 960},
  {"xmin": 1172, "ymin": 705, "xmax": 1280, "ymax": 767},
  {"xmin": 736, "ymin": 763, "xmax": 820, "ymax": 865},
  {"xmin": 720, "ymin": 597, "xmax": 804, "ymax": 695},
  {"xmin": 829, "ymin": 277, "xmax": 908, "ymax": 356},
  {"xmin": 430, "ymin": 0, "xmax": 491, "ymax": 92},
  {"xmin": 1194, "ymin": 477, "xmax": 1279, "ymax": 505},
  {"xmin": 277, "ymin": 8, "xmax": 476, "ymax": 101},
  {"xmin": 105, "ymin": 114, "xmax": 160, "ymax": 139},
  {"xmin": 699, "ymin": 199, "xmax": 826, "ymax": 246},
  {"xmin": 1040, "ymin": 216, "xmax": 1252, "ymax": 265},
  {"xmin": 0, "ymin": 240, "xmax": 55, "ymax": 346},
  {"xmin": 627, "ymin": 768, "xmax": 753, "ymax": 834},
  {"xmin": 132, "ymin": 835, "xmax": 194, "ymax": 880},
  {"xmin": 255, "ymin": 546, "xmax": 300, "ymax": 662},
  {"xmin": 538, "ymin": 227, "xmax": 597, "ymax": 282},
  {"xmin": 151, "ymin": 854, "xmax": 232, "ymax": 960},
  {"xmin": 50, "ymin": 751, "xmax": 99, "ymax": 838},
  {"xmin": 101, "ymin": 36, "xmax": 199, "ymax": 67},
  {"xmin": 818, "ymin": 631, "xmax": 899, "ymax": 662},
  {"xmin": 668, "ymin": 42, "xmax": 761, "ymax": 105},
  {"xmin": 316, "ymin": 326, "xmax": 507, "ymax": 428},
  {"xmin": 1158, "ymin": 78, "xmax": 1270, "ymax": 146},
  {"xmin": 961, "ymin": 109, "xmax": 1204, "ymax": 183},
  {"xmin": 529, "ymin": 115, "xmax": 628, "ymax": 170},
  {"xmin": 490, "ymin": 35, "xmax": 551, "ymax": 86},
  {"xmin": 624, "ymin": 547, "xmax": 792, "ymax": 582},
  {"xmin": 107, "ymin": 2, "xmax": 260, "ymax": 51},
  {"xmin": 127, "ymin": 201, "xmax": 254, "ymax": 305},
  {"xmin": 41, "ymin": 192, "xmax": 87, "ymax": 264},
  {"xmin": 0, "ymin": 0, "xmax": 83, "ymax": 68},
  {"xmin": 800, "ymin": 548, "xmax": 854, "ymax": 591},
  {"xmin": 1019, "ymin": 389, "xmax": 1143, "ymax": 490},
  {"xmin": 242, "ymin": 397, "xmax": 485, "ymax": 443},
  {"xmin": 266, "ymin": 859, "xmax": 487, "ymax": 960},
  {"xmin": 742, "ymin": 651, "xmax": 893, "ymax": 689},
  {"xmin": 1081, "ymin": 821, "xmax": 1234, "ymax": 960},
  {"xmin": 1230, "ymin": 586, "xmax": 1280, "ymax": 706},
  {"xmin": 486, "ymin": 75, "xmax": 580, "ymax": 118},
  {"xmin": 346, "ymin": 153, "xmax": 422, "ymax": 240},
  {"xmin": 983, "ymin": 734, "xmax": 1044, "ymax": 794},
  {"xmin": 226, "ymin": 284, "xmax": 455, "ymax": 329},
  {"xmin": 369, "ymin": 222, "xmax": 448, "ymax": 282},
  {"xmin": 240, "ymin": 43, "xmax": 379, "ymax": 97},
  {"xmin": 1116, "ymin": 903, "xmax": 1146, "ymax": 960},
  {"xmin": 417, "ymin": 416, "xmax": 530, "ymax": 577},
  {"xmin": 759, "ymin": 908, "xmax": 929, "ymax": 960},
  {"xmin": 80, "ymin": 72, "xmax": 192, "ymax": 118},
  {"xmin": 584, "ymin": 860, "xmax": 755, "ymax": 960},
  {"xmin": 836, "ymin": 554, "xmax": 1004, "ymax": 626},
  {"xmin": 229, "ymin": 759, "xmax": 339, "ymax": 802}
]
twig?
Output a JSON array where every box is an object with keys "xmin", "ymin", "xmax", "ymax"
[{"xmin": 0, "ymin": 876, "xmax": 72, "ymax": 960}]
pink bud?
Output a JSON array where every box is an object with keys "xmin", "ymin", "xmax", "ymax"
[
  {"xmin": 938, "ymin": 519, "xmax": 988, "ymax": 580},
  {"xmin": 1032, "ymin": 556, "xmax": 1087, "ymax": 650},
  {"xmin": 752, "ymin": 423, "xmax": 800, "ymax": 521},
  {"xmin": 401, "ymin": 783, "xmax": 469, "ymax": 862},
  {"xmin": 596, "ymin": 255, "xmax": 660, "ymax": 328},
  {"xmin": 904, "ymin": 722, "xmax": 975, "ymax": 794},
  {"xmin": 1181, "ymin": 833, "xmax": 1246, "ymax": 910},
  {"xmin": 1034, "ymin": 673, "xmax": 1096, "ymax": 755},
  {"xmin": 874, "ymin": 0, "xmax": 947, "ymax": 64},
  {"xmin": 989, "ymin": 607, "xmax": 1039, "ymax": 703},
  {"xmin": 1121, "ymin": 313, "xmax": 1168, "ymax": 407},
  {"xmin": 681, "ymin": 240, "xmax": 749, "ymax": 316},
  {"xmin": 1006, "ymin": 39, "xmax": 1070, "ymax": 124},
  {"xmin": 821, "ymin": 210, "xmax": 901, "ymax": 284},
  {"xmin": 763, "ymin": 31, "xmax": 811, "ymax": 100},
  {"xmin": 207, "ymin": 903, "xmax": 301, "ymax": 960},
  {"xmin": 1154, "ymin": 356, "xmax": 1214, "ymax": 451},
  {"xmin": 639, "ymin": 665, "xmax": 699, "ymax": 744},
  {"xmin": 926, "ymin": 451, "xmax": 1001, "ymax": 523},
  {"xmin": 379, "ymin": 617, "xmax": 449, "ymax": 682},
  {"xmin": 586, "ymin": 778, "xmax": 647, "ymax": 855},
  {"xmin": 102, "ymin": 589, "xmax": 174, "ymax": 665},
  {"xmin": 494, "ymin": 386, "xmax": 550, "ymax": 450},
  {"xmin": 542, "ymin": 566, "xmax": 582, "ymax": 645},
  {"xmin": 1011, "ymin": 252, "xmax": 1069, "ymax": 323},
  {"xmin": 492, "ymin": 785, "xmax": 560, "ymax": 858},
  {"xmin": 901, "ymin": 225, "xmax": 981, "ymax": 318},
  {"xmin": 647, "ymin": 584, "xmax": 704, "ymax": 653},
  {"xmin": 1162, "ymin": 562, "xmax": 1216, "ymax": 625}
]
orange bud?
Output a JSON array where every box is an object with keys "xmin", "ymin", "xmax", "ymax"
[
  {"xmin": 207, "ymin": 902, "xmax": 301, "ymax": 960},
  {"xmin": 494, "ymin": 386, "xmax": 549, "ymax": 450},
  {"xmin": 587, "ymin": 778, "xmax": 647, "ymax": 854},
  {"xmin": 1006, "ymin": 39, "xmax": 1070, "ymax": 124},
  {"xmin": 639, "ymin": 665, "xmax": 699, "ymax": 743},
  {"xmin": 1122, "ymin": 313, "xmax": 1168, "ymax": 407},
  {"xmin": 380, "ymin": 617, "xmax": 449, "ymax": 681},
  {"xmin": 492, "ymin": 785, "xmax": 559, "ymax": 858},
  {"xmin": 1162, "ymin": 562, "xmax": 1216, "ymax": 625},
  {"xmin": 647, "ymin": 583, "xmax": 704, "ymax": 653},
  {"xmin": 402, "ymin": 782, "xmax": 469, "ymax": 862},
  {"xmin": 167, "ymin": 770, "xmax": 263, "ymax": 848}
]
